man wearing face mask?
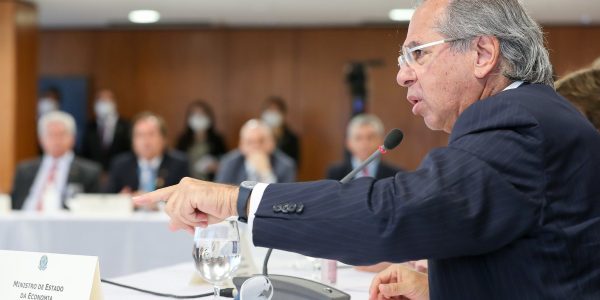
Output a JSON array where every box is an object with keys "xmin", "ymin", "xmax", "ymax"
[
  {"xmin": 176, "ymin": 101, "xmax": 227, "ymax": 181},
  {"xmin": 37, "ymin": 87, "xmax": 61, "ymax": 118},
  {"xmin": 260, "ymin": 96, "xmax": 300, "ymax": 164},
  {"xmin": 80, "ymin": 89, "xmax": 132, "ymax": 171},
  {"xmin": 215, "ymin": 119, "xmax": 296, "ymax": 185}
]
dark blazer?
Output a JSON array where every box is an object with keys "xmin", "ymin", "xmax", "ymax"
[
  {"xmin": 252, "ymin": 84, "xmax": 600, "ymax": 299},
  {"xmin": 80, "ymin": 117, "xmax": 131, "ymax": 170},
  {"xmin": 215, "ymin": 149, "xmax": 296, "ymax": 185},
  {"xmin": 104, "ymin": 150, "xmax": 189, "ymax": 193},
  {"xmin": 11, "ymin": 156, "xmax": 102, "ymax": 210},
  {"xmin": 326, "ymin": 160, "xmax": 401, "ymax": 181}
]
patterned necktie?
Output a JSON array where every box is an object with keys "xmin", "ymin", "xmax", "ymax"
[{"xmin": 37, "ymin": 159, "xmax": 59, "ymax": 211}]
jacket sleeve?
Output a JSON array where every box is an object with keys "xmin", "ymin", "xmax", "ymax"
[{"xmin": 252, "ymin": 100, "xmax": 545, "ymax": 265}]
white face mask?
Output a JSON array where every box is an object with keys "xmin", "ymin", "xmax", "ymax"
[
  {"xmin": 37, "ymin": 98, "xmax": 58, "ymax": 117},
  {"xmin": 262, "ymin": 111, "xmax": 283, "ymax": 127},
  {"xmin": 188, "ymin": 114, "xmax": 211, "ymax": 132},
  {"xmin": 94, "ymin": 100, "xmax": 116, "ymax": 119}
]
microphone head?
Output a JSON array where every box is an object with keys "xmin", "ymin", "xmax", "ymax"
[{"xmin": 383, "ymin": 129, "xmax": 404, "ymax": 150}]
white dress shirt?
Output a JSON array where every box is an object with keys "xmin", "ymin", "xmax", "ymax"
[
  {"xmin": 23, "ymin": 151, "xmax": 75, "ymax": 211},
  {"xmin": 138, "ymin": 156, "xmax": 163, "ymax": 192},
  {"xmin": 98, "ymin": 114, "xmax": 118, "ymax": 148}
]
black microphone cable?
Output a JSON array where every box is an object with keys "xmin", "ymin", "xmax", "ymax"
[{"xmin": 101, "ymin": 278, "xmax": 235, "ymax": 299}]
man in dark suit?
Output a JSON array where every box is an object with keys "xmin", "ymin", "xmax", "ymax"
[
  {"xmin": 215, "ymin": 119, "xmax": 296, "ymax": 185},
  {"xmin": 136, "ymin": 0, "xmax": 600, "ymax": 299},
  {"xmin": 80, "ymin": 89, "xmax": 131, "ymax": 171},
  {"xmin": 12, "ymin": 111, "xmax": 101, "ymax": 211},
  {"xmin": 327, "ymin": 114, "xmax": 401, "ymax": 181},
  {"xmin": 105, "ymin": 112, "xmax": 188, "ymax": 206}
]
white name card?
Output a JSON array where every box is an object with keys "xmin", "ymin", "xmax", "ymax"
[{"xmin": 0, "ymin": 250, "xmax": 103, "ymax": 300}]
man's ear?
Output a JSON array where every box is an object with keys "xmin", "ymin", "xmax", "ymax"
[{"xmin": 473, "ymin": 36, "xmax": 501, "ymax": 79}]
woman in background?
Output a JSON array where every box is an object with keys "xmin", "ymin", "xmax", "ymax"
[{"xmin": 176, "ymin": 101, "xmax": 227, "ymax": 181}]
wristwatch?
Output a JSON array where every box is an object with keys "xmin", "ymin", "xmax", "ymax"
[{"xmin": 237, "ymin": 181, "xmax": 257, "ymax": 223}]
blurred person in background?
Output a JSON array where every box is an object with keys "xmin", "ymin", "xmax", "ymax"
[
  {"xmin": 176, "ymin": 101, "xmax": 227, "ymax": 181},
  {"xmin": 80, "ymin": 89, "xmax": 132, "ymax": 171},
  {"xmin": 261, "ymin": 96, "xmax": 300, "ymax": 164},
  {"xmin": 37, "ymin": 87, "xmax": 61, "ymax": 118},
  {"xmin": 105, "ymin": 112, "xmax": 188, "ymax": 209},
  {"xmin": 327, "ymin": 114, "xmax": 403, "ymax": 273},
  {"xmin": 327, "ymin": 114, "xmax": 402, "ymax": 181},
  {"xmin": 216, "ymin": 119, "xmax": 295, "ymax": 184},
  {"xmin": 11, "ymin": 111, "xmax": 101, "ymax": 211},
  {"xmin": 555, "ymin": 68, "xmax": 600, "ymax": 131}
]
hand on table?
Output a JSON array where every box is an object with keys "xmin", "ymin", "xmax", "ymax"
[{"xmin": 369, "ymin": 263, "xmax": 429, "ymax": 300}]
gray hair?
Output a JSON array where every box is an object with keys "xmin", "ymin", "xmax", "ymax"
[
  {"xmin": 415, "ymin": 0, "xmax": 554, "ymax": 86},
  {"xmin": 38, "ymin": 111, "xmax": 76, "ymax": 138},
  {"xmin": 240, "ymin": 119, "xmax": 274, "ymax": 138},
  {"xmin": 347, "ymin": 114, "xmax": 385, "ymax": 138}
]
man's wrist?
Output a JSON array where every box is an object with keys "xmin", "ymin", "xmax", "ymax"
[
  {"xmin": 236, "ymin": 181, "xmax": 257, "ymax": 222},
  {"xmin": 230, "ymin": 186, "xmax": 239, "ymax": 217}
]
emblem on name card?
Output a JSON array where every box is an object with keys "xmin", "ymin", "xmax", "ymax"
[{"xmin": 38, "ymin": 255, "xmax": 48, "ymax": 271}]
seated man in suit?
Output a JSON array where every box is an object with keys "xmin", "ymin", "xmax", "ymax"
[
  {"xmin": 327, "ymin": 114, "xmax": 402, "ymax": 181},
  {"xmin": 11, "ymin": 111, "xmax": 101, "ymax": 211},
  {"xmin": 327, "ymin": 115, "xmax": 403, "ymax": 273},
  {"xmin": 216, "ymin": 119, "xmax": 296, "ymax": 185},
  {"xmin": 80, "ymin": 89, "xmax": 131, "ymax": 171},
  {"xmin": 105, "ymin": 112, "xmax": 188, "ymax": 209}
]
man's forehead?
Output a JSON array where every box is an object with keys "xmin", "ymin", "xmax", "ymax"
[{"xmin": 402, "ymin": 0, "xmax": 446, "ymax": 47}]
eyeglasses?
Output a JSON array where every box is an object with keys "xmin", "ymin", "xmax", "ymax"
[{"xmin": 397, "ymin": 38, "xmax": 460, "ymax": 69}]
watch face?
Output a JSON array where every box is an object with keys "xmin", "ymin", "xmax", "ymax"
[{"xmin": 241, "ymin": 181, "xmax": 258, "ymax": 189}]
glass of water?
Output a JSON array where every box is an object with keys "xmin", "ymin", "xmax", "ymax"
[{"xmin": 193, "ymin": 220, "xmax": 242, "ymax": 299}]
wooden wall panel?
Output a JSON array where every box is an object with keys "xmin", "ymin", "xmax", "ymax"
[
  {"xmin": 32, "ymin": 25, "xmax": 600, "ymax": 183},
  {"xmin": 0, "ymin": 2, "xmax": 17, "ymax": 192},
  {"xmin": 0, "ymin": 1, "xmax": 37, "ymax": 193}
]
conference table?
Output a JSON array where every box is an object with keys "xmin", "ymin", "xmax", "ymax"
[
  {"xmin": 0, "ymin": 211, "xmax": 192, "ymax": 277},
  {"xmin": 102, "ymin": 250, "xmax": 374, "ymax": 299},
  {"xmin": 0, "ymin": 211, "xmax": 375, "ymax": 298}
]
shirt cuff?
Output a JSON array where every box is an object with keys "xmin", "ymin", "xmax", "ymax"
[{"xmin": 247, "ymin": 182, "xmax": 269, "ymax": 242}]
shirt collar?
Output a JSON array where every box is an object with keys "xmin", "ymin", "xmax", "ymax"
[
  {"xmin": 43, "ymin": 151, "xmax": 74, "ymax": 165},
  {"xmin": 138, "ymin": 156, "xmax": 163, "ymax": 169},
  {"xmin": 503, "ymin": 80, "xmax": 525, "ymax": 91}
]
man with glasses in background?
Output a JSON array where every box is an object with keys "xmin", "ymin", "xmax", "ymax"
[{"xmin": 136, "ymin": 0, "xmax": 600, "ymax": 299}]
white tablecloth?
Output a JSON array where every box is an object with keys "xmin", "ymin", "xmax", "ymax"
[
  {"xmin": 0, "ymin": 212, "xmax": 193, "ymax": 277},
  {"xmin": 102, "ymin": 249, "xmax": 375, "ymax": 299}
]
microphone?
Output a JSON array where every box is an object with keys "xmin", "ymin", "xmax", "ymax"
[
  {"xmin": 340, "ymin": 128, "xmax": 404, "ymax": 184},
  {"xmin": 234, "ymin": 129, "xmax": 404, "ymax": 299}
]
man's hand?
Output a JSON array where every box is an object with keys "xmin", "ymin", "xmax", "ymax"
[
  {"xmin": 369, "ymin": 264, "xmax": 429, "ymax": 300},
  {"xmin": 133, "ymin": 177, "xmax": 239, "ymax": 234}
]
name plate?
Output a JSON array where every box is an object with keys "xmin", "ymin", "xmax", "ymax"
[{"xmin": 0, "ymin": 250, "xmax": 103, "ymax": 300}]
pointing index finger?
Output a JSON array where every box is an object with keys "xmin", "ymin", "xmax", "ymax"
[{"xmin": 133, "ymin": 185, "xmax": 176, "ymax": 205}]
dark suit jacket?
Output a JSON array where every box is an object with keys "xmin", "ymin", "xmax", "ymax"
[
  {"xmin": 80, "ymin": 117, "xmax": 131, "ymax": 170},
  {"xmin": 215, "ymin": 149, "xmax": 296, "ymax": 185},
  {"xmin": 104, "ymin": 150, "xmax": 189, "ymax": 193},
  {"xmin": 11, "ymin": 156, "xmax": 102, "ymax": 210},
  {"xmin": 326, "ymin": 160, "xmax": 401, "ymax": 181},
  {"xmin": 252, "ymin": 84, "xmax": 600, "ymax": 299}
]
